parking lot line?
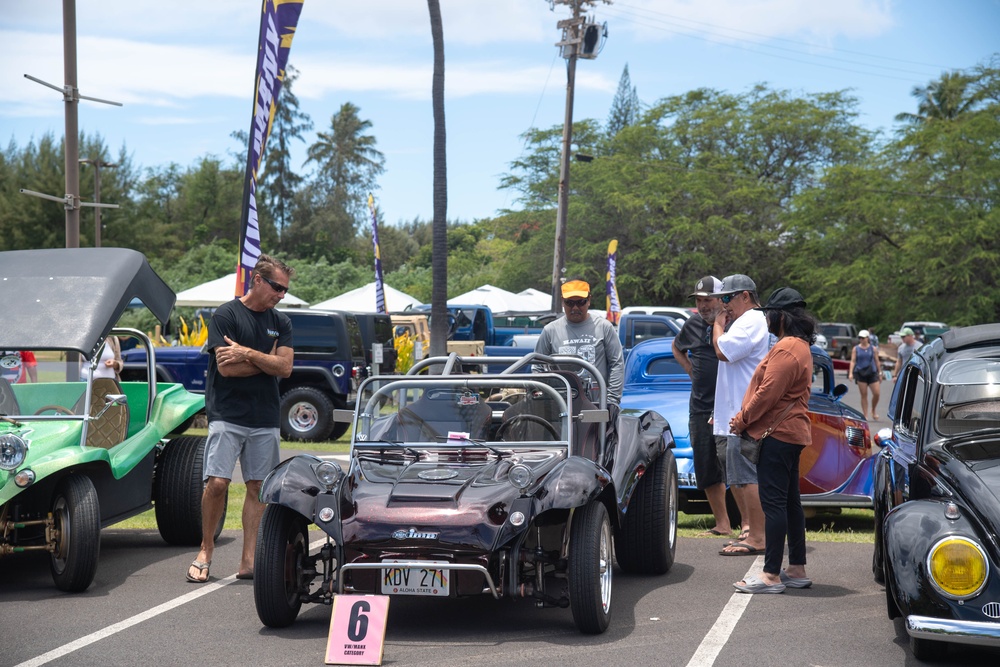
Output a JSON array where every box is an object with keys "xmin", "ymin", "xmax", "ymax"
[
  {"xmin": 685, "ymin": 556, "xmax": 762, "ymax": 667},
  {"xmin": 14, "ymin": 538, "xmax": 330, "ymax": 667}
]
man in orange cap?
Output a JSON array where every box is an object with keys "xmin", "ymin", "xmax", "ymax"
[{"xmin": 534, "ymin": 278, "xmax": 624, "ymax": 407}]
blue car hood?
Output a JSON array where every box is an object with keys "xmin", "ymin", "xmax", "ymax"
[{"xmin": 622, "ymin": 388, "xmax": 692, "ymax": 445}]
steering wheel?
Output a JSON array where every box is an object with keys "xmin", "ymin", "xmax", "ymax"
[
  {"xmin": 34, "ymin": 405, "xmax": 74, "ymax": 415},
  {"xmin": 496, "ymin": 414, "xmax": 559, "ymax": 441},
  {"xmin": 397, "ymin": 407, "xmax": 440, "ymax": 440}
]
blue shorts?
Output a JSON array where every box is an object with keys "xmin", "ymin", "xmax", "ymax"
[
  {"xmin": 725, "ymin": 434, "xmax": 758, "ymax": 486},
  {"xmin": 203, "ymin": 420, "xmax": 280, "ymax": 482}
]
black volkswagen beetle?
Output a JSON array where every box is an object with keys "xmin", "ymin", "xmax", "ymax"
[{"xmin": 873, "ymin": 323, "xmax": 1000, "ymax": 661}]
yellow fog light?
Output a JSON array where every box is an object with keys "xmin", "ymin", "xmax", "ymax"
[{"xmin": 927, "ymin": 537, "xmax": 988, "ymax": 599}]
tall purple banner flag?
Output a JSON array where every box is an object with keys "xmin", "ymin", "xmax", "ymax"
[
  {"xmin": 606, "ymin": 239, "xmax": 622, "ymax": 325},
  {"xmin": 236, "ymin": 0, "xmax": 305, "ymax": 296},
  {"xmin": 368, "ymin": 193, "xmax": 387, "ymax": 314}
]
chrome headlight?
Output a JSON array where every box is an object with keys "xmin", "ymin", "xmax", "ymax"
[
  {"xmin": 508, "ymin": 464, "xmax": 533, "ymax": 491},
  {"xmin": 315, "ymin": 461, "xmax": 342, "ymax": 490},
  {"xmin": 0, "ymin": 434, "xmax": 29, "ymax": 471},
  {"xmin": 926, "ymin": 536, "xmax": 989, "ymax": 599}
]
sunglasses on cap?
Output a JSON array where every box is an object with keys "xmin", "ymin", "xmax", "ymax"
[
  {"xmin": 564, "ymin": 298, "xmax": 589, "ymax": 308},
  {"xmin": 260, "ymin": 275, "xmax": 289, "ymax": 294}
]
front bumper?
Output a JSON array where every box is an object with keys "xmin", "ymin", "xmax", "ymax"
[{"xmin": 907, "ymin": 615, "xmax": 1000, "ymax": 648}]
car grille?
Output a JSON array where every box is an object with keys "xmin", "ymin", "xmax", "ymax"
[
  {"xmin": 983, "ymin": 602, "xmax": 1000, "ymax": 619},
  {"xmin": 845, "ymin": 426, "xmax": 866, "ymax": 448}
]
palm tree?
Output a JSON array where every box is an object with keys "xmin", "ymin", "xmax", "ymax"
[
  {"xmin": 305, "ymin": 102, "xmax": 385, "ymax": 226},
  {"xmin": 428, "ymin": 0, "xmax": 448, "ymax": 357},
  {"xmin": 895, "ymin": 70, "xmax": 979, "ymax": 124}
]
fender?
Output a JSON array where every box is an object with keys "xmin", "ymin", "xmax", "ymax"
[
  {"xmin": 259, "ymin": 454, "xmax": 345, "ymax": 542},
  {"xmin": 883, "ymin": 498, "xmax": 980, "ymax": 618},
  {"xmin": 532, "ymin": 456, "xmax": 611, "ymax": 515}
]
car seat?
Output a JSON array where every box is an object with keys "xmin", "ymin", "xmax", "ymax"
[
  {"xmin": 82, "ymin": 378, "xmax": 130, "ymax": 448},
  {"xmin": 396, "ymin": 388, "xmax": 492, "ymax": 442},
  {"xmin": 0, "ymin": 377, "xmax": 19, "ymax": 416},
  {"xmin": 499, "ymin": 371, "xmax": 600, "ymax": 460}
]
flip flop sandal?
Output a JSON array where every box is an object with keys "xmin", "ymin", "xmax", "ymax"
[
  {"xmin": 186, "ymin": 559, "xmax": 211, "ymax": 583},
  {"xmin": 734, "ymin": 575, "xmax": 785, "ymax": 594},
  {"xmin": 780, "ymin": 569, "xmax": 812, "ymax": 589},
  {"xmin": 719, "ymin": 542, "xmax": 760, "ymax": 556},
  {"xmin": 697, "ymin": 528, "xmax": 732, "ymax": 537}
]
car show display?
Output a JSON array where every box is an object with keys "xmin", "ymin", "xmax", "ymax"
[
  {"xmin": 0, "ymin": 248, "xmax": 209, "ymax": 592},
  {"xmin": 872, "ymin": 323, "xmax": 1000, "ymax": 661},
  {"xmin": 253, "ymin": 352, "xmax": 679, "ymax": 634}
]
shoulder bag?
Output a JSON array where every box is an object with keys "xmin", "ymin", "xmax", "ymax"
[{"xmin": 740, "ymin": 401, "xmax": 797, "ymax": 465}]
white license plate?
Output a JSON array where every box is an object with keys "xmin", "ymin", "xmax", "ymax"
[{"xmin": 380, "ymin": 560, "xmax": 450, "ymax": 596}]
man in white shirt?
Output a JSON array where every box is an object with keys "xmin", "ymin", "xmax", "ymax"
[{"xmin": 711, "ymin": 274, "xmax": 771, "ymax": 556}]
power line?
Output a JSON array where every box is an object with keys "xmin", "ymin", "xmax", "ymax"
[{"xmin": 603, "ymin": 4, "xmax": 948, "ymax": 84}]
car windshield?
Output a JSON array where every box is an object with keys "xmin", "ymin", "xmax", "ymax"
[
  {"xmin": 352, "ymin": 375, "xmax": 578, "ymax": 449},
  {"xmin": 934, "ymin": 358, "xmax": 1000, "ymax": 436}
]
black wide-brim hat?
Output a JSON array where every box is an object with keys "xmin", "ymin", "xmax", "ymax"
[{"xmin": 756, "ymin": 287, "xmax": 806, "ymax": 311}]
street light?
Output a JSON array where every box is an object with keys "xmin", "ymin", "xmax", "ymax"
[{"xmin": 79, "ymin": 157, "xmax": 117, "ymax": 247}]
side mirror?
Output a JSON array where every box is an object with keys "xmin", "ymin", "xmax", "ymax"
[
  {"xmin": 833, "ymin": 384, "xmax": 848, "ymax": 399},
  {"xmin": 93, "ymin": 393, "xmax": 127, "ymax": 419}
]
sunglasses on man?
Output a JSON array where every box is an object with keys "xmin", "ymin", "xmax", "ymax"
[
  {"xmin": 720, "ymin": 292, "xmax": 743, "ymax": 304},
  {"xmin": 260, "ymin": 275, "xmax": 289, "ymax": 293},
  {"xmin": 564, "ymin": 298, "xmax": 589, "ymax": 308}
]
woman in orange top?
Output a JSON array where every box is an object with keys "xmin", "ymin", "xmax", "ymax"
[{"xmin": 728, "ymin": 287, "xmax": 815, "ymax": 594}]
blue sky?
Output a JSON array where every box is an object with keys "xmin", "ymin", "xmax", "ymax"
[{"xmin": 4, "ymin": 0, "xmax": 998, "ymax": 227}]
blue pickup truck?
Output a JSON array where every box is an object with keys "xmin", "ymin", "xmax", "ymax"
[{"xmin": 121, "ymin": 309, "xmax": 367, "ymax": 442}]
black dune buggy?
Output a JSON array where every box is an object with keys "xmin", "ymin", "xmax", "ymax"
[{"xmin": 253, "ymin": 352, "xmax": 678, "ymax": 634}]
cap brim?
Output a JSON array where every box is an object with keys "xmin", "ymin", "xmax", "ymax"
[
  {"xmin": 562, "ymin": 291, "xmax": 589, "ymax": 299},
  {"xmin": 689, "ymin": 291, "xmax": 714, "ymax": 297}
]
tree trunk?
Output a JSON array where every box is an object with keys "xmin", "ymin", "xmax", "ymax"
[{"xmin": 428, "ymin": 0, "xmax": 448, "ymax": 358}]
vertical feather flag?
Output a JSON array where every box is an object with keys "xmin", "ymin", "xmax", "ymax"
[
  {"xmin": 606, "ymin": 239, "xmax": 622, "ymax": 325},
  {"xmin": 368, "ymin": 193, "xmax": 387, "ymax": 314},
  {"xmin": 235, "ymin": 0, "xmax": 305, "ymax": 296}
]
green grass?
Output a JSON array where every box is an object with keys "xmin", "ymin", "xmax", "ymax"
[{"xmin": 679, "ymin": 508, "xmax": 875, "ymax": 544}]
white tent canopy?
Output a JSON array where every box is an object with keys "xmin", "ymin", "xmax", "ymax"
[
  {"xmin": 516, "ymin": 288, "xmax": 553, "ymax": 311},
  {"xmin": 174, "ymin": 274, "xmax": 308, "ymax": 308},
  {"xmin": 448, "ymin": 284, "xmax": 546, "ymax": 314},
  {"xmin": 311, "ymin": 282, "xmax": 421, "ymax": 312}
]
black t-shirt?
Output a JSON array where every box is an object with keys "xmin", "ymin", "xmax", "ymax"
[
  {"xmin": 673, "ymin": 312, "xmax": 719, "ymax": 413},
  {"xmin": 205, "ymin": 298, "xmax": 293, "ymax": 427}
]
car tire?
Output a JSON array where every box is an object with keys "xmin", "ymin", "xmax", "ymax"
[
  {"xmin": 280, "ymin": 387, "xmax": 334, "ymax": 442},
  {"xmin": 50, "ymin": 475, "xmax": 101, "ymax": 592},
  {"xmin": 154, "ymin": 436, "xmax": 225, "ymax": 545},
  {"xmin": 568, "ymin": 501, "xmax": 613, "ymax": 634},
  {"xmin": 254, "ymin": 504, "xmax": 309, "ymax": 628},
  {"xmin": 614, "ymin": 449, "xmax": 677, "ymax": 575}
]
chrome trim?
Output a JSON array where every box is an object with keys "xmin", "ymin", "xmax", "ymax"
[
  {"xmin": 907, "ymin": 615, "xmax": 1000, "ymax": 648},
  {"xmin": 337, "ymin": 561, "xmax": 499, "ymax": 598}
]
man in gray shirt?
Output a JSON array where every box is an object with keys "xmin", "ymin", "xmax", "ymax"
[
  {"xmin": 534, "ymin": 279, "xmax": 624, "ymax": 406},
  {"xmin": 893, "ymin": 326, "xmax": 919, "ymax": 380}
]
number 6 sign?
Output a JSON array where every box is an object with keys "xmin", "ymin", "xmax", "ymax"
[{"xmin": 325, "ymin": 595, "xmax": 390, "ymax": 665}]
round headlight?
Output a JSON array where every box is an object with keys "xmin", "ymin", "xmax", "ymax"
[
  {"xmin": 315, "ymin": 461, "xmax": 342, "ymax": 488},
  {"xmin": 508, "ymin": 464, "xmax": 533, "ymax": 490},
  {"xmin": 0, "ymin": 434, "xmax": 28, "ymax": 471},
  {"xmin": 927, "ymin": 536, "xmax": 988, "ymax": 599}
]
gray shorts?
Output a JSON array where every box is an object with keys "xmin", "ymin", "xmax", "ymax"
[
  {"xmin": 725, "ymin": 434, "xmax": 758, "ymax": 486},
  {"xmin": 203, "ymin": 420, "xmax": 281, "ymax": 482}
]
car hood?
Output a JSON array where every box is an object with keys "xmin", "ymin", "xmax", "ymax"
[
  {"xmin": 342, "ymin": 450, "xmax": 562, "ymax": 552},
  {"xmin": 0, "ymin": 248, "xmax": 174, "ymax": 359},
  {"xmin": 621, "ymin": 388, "xmax": 691, "ymax": 445}
]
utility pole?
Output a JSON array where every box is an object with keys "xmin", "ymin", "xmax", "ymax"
[
  {"xmin": 20, "ymin": 0, "xmax": 122, "ymax": 249},
  {"xmin": 548, "ymin": 0, "xmax": 609, "ymax": 311},
  {"xmin": 79, "ymin": 158, "xmax": 118, "ymax": 247}
]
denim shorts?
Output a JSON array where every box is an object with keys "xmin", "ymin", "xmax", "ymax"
[
  {"xmin": 203, "ymin": 420, "xmax": 280, "ymax": 482},
  {"xmin": 725, "ymin": 434, "xmax": 758, "ymax": 486}
]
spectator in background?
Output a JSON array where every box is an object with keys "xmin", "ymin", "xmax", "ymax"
[
  {"xmin": 0, "ymin": 350, "xmax": 38, "ymax": 383},
  {"xmin": 80, "ymin": 336, "xmax": 123, "ymax": 382},
  {"xmin": 849, "ymin": 330, "xmax": 882, "ymax": 420},
  {"xmin": 710, "ymin": 274, "xmax": 772, "ymax": 556},
  {"xmin": 673, "ymin": 276, "xmax": 733, "ymax": 538},
  {"xmin": 893, "ymin": 327, "xmax": 919, "ymax": 380}
]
